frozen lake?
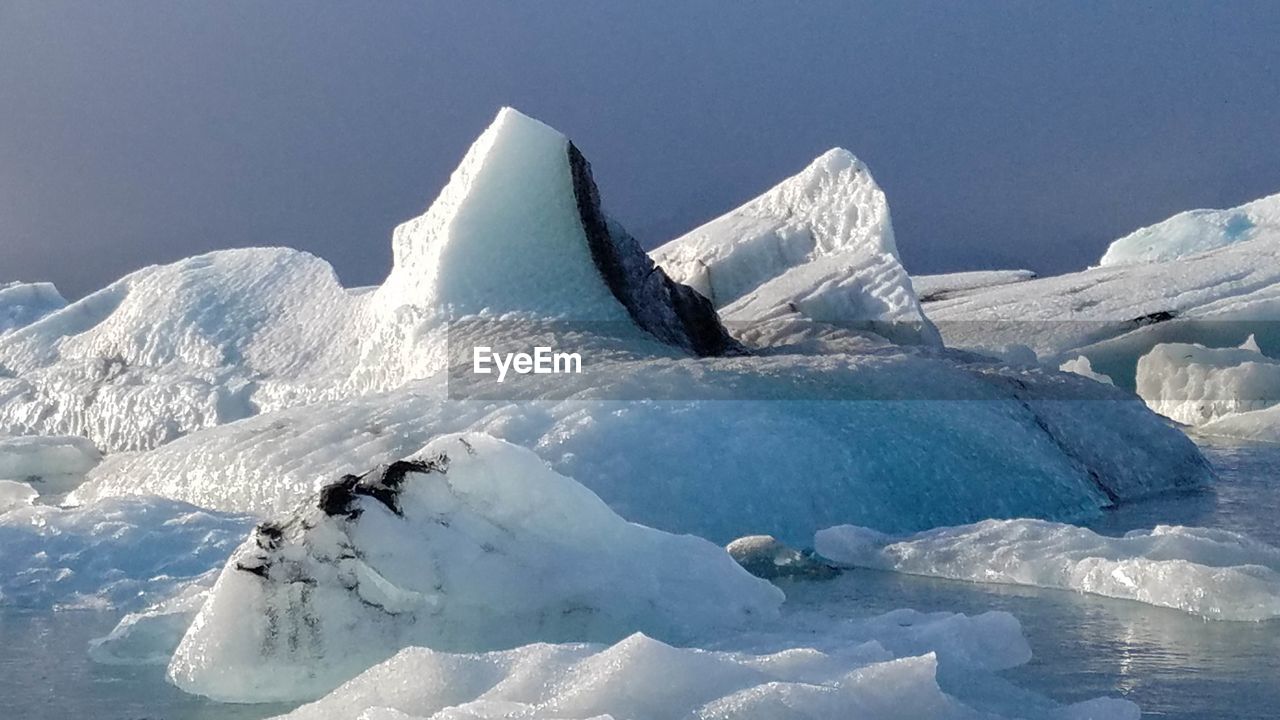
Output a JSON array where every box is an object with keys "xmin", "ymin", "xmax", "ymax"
[{"xmin": 1, "ymin": 438, "xmax": 1277, "ymax": 720}]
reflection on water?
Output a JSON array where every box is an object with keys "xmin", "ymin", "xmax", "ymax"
[{"xmin": 0, "ymin": 439, "xmax": 1276, "ymax": 720}]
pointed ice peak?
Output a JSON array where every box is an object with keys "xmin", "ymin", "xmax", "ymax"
[
  {"xmin": 651, "ymin": 148, "xmax": 896, "ymax": 310},
  {"xmin": 650, "ymin": 147, "xmax": 936, "ymax": 346},
  {"xmin": 376, "ymin": 107, "xmax": 738, "ymax": 356}
]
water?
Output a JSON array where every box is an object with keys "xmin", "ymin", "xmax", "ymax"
[{"xmin": 0, "ymin": 438, "xmax": 1276, "ymax": 720}]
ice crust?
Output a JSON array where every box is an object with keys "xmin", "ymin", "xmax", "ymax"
[
  {"xmin": 168, "ymin": 433, "xmax": 783, "ymax": 703},
  {"xmin": 816, "ymin": 519, "xmax": 1280, "ymax": 621},
  {"xmin": 1100, "ymin": 192, "xmax": 1280, "ymax": 266}
]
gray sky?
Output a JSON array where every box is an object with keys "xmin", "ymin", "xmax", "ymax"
[{"xmin": 2, "ymin": 1, "xmax": 1279, "ymax": 298}]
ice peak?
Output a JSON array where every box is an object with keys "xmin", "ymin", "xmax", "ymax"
[
  {"xmin": 650, "ymin": 146, "xmax": 938, "ymax": 346},
  {"xmin": 377, "ymin": 107, "xmax": 738, "ymax": 355}
]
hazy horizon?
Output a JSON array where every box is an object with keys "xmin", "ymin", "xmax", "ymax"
[{"xmin": 3, "ymin": 1, "xmax": 1279, "ymax": 298}]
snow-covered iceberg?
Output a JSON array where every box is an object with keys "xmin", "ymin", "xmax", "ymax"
[
  {"xmin": 1100, "ymin": 192, "xmax": 1280, "ymax": 266},
  {"xmin": 816, "ymin": 519, "xmax": 1280, "ymax": 621},
  {"xmin": 169, "ymin": 433, "xmax": 783, "ymax": 702},
  {"xmin": 923, "ymin": 191, "xmax": 1280, "ymax": 386},
  {"xmin": 1136, "ymin": 338, "xmax": 1279, "ymax": 426},
  {"xmin": 652, "ymin": 148, "xmax": 940, "ymax": 346},
  {"xmin": 0, "ymin": 496, "xmax": 250, "ymax": 610},
  {"xmin": 0, "ymin": 281, "xmax": 66, "ymax": 336}
]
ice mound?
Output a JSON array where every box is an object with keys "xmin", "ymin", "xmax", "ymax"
[
  {"xmin": 1100, "ymin": 191, "xmax": 1280, "ymax": 266},
  {"xmin": 0, "ymin": 496, "xmax": 251, "ymax": 609},
  {"xmin": 169, "ymin": 433, "xmax": 783, "ymax": 702},
  {"xmin": 0, "ymin": 433, "xmax": 101, "ymax": 496},
  {"xmin": 652, "ymin": 148, "xmax": 939, "ymax": 346},
  {"xmin": 378, "ymin": 107, "xmax": 737, "ymax": 356},
  {"xmin": 73, "ymin": 350, "xmax": 1213, "ymax": 544},
  {"xmin": 816, "ymin": 519, "xmax": 1280, "ymax": 621},
  {"xmin": 0, "ymin": 281, "xmax": 66, "ymax": 335},
  {"xmin": 1136, "ymin": 340, "xmax": 1280, "ymax": 426},
  {"xmin": 0, "ymin": 248, "xmax": 366, "ymax": 450},
  {"xmin": 272, "ymin": 631, "xmax": 1137, "ymax": 720}
]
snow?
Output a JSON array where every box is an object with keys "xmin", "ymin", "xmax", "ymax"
[
  {"xmin": 652, "ymin": 148, "xmax": 939, "ymax": 346},
  {"xmin": 1135, "ymin": 340, "xmax": 1280, "ymax": 426},
  {"xmin": 168, "ymin": 433, "xmax": 783, "ymax": 703},
  {"xmin": 816, "ymin": 519, "xmax": 1280, "ymax": 621},
  {"xmin": 0, "ymin": 281, "xmax": 66, "ymax": 336},
  {"xmin": 0, "ymin": 496, "xmax": 251, "ymax": 610},
  {"xmin": 1100, "ymin": 192, "xmax": 1280, "ymax": 266},
  {"xmin": 270, "ymin": 626, "xmax": 1136, "ymax": 720},
  {"xmin": 1058, "ymin": 356, "xmax": 1114, "ymax": 385}
]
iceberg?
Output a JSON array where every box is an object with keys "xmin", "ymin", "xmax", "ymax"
[
  {"xmin": 1136, "ymin": 339, "xmax": 1280, "ymax": 426},
  {"xmin": 652, "ymin": 148, "xmax": 940, "ymax": 346},
  {"xmin": 922, "ymin": 192, "xmax": 1280, "ymax": 387},
  {"xmin": 816, "ymin": 519, "xmax": 1280, "ymax": 621},
  {"xmin": 168, "ymin": 433, "xmax": 783, "ymax": 703},
  {"xmin": 1100, "ymin": 192, "xmax": 1280, "ymax": 266},
  {"xmin": 70, "ymin": 357, "xmax": 1213, "ymax": 544},
  {"xmin": 0, "ymin": 108, "xmax": 737, "ymax": 453}
]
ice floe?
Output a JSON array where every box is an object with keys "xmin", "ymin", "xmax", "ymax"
[{"xmin": 816, "ymin": 519, "xmax": 1280, "ymax": 621}]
